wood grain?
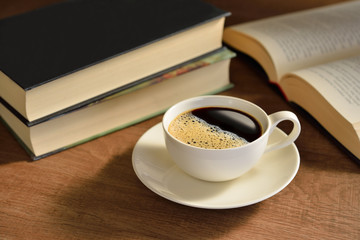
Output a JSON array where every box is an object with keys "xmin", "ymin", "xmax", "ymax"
[{"xmin": 0, "ymin": 0, "xmax": 359, "ymax": 239}]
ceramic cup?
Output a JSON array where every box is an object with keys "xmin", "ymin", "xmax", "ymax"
[{"xmin": 162, "ymin": 95, "xmax": 301, "ymax": 182}]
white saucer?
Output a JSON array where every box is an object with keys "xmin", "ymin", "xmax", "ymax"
[{"xmin": 132, "ymin": 123, "xmax": 300, "ymax": 209}]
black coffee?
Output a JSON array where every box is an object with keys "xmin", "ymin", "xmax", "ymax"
[{"xmin": 168, "ymin": 107, "xmax": 262, "ymax": 149}]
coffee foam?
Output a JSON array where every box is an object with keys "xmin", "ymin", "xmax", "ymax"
[{"xmin": 168, "ymin": 111, "xmax": 248, "ymax": 149}]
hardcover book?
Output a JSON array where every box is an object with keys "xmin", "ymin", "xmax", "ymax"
[
  {"xmin": 0, "ymin": 0, "xmax": 229, "ymax": 122},
  {"xmin": 0, "ymin": 48, "xmax": 235, "ymax": 160}
]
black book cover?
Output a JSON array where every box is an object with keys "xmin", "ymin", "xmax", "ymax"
[{"xmin": 0, "ymin": 0, "xmax": 229, "ymax": 90}]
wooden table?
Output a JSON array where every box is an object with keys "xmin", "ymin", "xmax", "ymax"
[{"xmin": 1, "ymin": 0, "xmax": 359, "ymax": 239}]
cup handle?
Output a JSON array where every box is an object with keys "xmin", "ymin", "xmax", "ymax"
[{"xmin": 264, "ymin": 111, "xmax": 301, "ymax": 153}]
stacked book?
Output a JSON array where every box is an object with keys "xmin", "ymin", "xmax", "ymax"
[{"xmin": 0, "ymin": 0, "xmax": 235, "ymax": 160}]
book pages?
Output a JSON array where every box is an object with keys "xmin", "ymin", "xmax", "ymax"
[
  {"xmin": 289, "ymin": 56, "xmax": 360, "ymax": 124},
  {"xmin": 230, "ymin": 1, "xmax": 360, "ymax": 80}
]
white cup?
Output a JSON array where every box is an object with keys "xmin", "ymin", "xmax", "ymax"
[{"xmin": 162, "ymin": 95, "xmax": 301, "ymax": 182}]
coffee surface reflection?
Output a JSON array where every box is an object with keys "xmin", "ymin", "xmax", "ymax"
[{"xmin": 168, "ymin": 107, "xmax": 262, "ymax": 149}]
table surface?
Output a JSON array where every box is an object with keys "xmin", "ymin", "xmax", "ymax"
[{"xmin": 1, "ymin": 0, "xmax": 359, "ymax": 239}]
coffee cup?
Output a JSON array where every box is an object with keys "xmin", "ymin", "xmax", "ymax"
[{"xmin": 162, "ymin": 95, "xmax": 301, "ymax": 182}]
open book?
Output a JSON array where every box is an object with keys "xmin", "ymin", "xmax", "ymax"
[{"xmin": 223, "ymin": 1, "xmax": 360, "ymax": 161}]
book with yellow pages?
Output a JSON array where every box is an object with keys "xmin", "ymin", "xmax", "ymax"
[
  {"xmin": 223, "ymin": 1, "xmax": 360, "ymax": 161},
  {"xmin": 0, "ymin": 48, "xmax": 235, "ymax": 160},
  {"xmin": 0, "ymin": 0, "xmax": 229, "ymax": 123}
]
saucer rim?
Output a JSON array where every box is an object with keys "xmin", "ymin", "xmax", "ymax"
[{"xmin": 132, "ymin": 122, "xmax": 300, "ymax": 209}]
